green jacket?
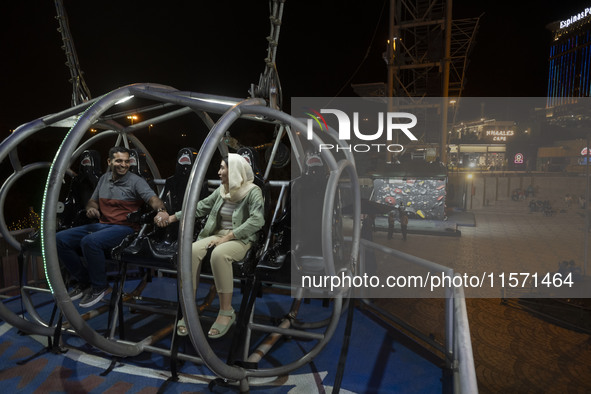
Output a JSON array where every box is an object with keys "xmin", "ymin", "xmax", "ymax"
[{"xmin": 175, "ymin": 186, "xmax": 265, "ymax": 244}]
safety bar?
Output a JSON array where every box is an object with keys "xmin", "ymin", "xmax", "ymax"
[{"xmin": 351, "ymin": 237, "xmax": 478, "ymax": 394}]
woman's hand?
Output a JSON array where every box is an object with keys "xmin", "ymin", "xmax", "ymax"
[
  {"xmin": 207, "ymin": 232, "xmax": 235, "ymax": 248},
  {"xmin": 154, "ymin": 211, "xmax": 170, "ymax": 227}
]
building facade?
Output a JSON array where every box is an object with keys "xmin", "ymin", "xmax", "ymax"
[
  {"xmin": 448, "ymin": 119, "xmax": 516, "ymax": 170},
  {"xmin": 542, "ymin": 7, "xmax": 591, "ymax": 172},
  {"xmin": 547, "ymin": 7, "xmax": 591, "ymax": 107}
]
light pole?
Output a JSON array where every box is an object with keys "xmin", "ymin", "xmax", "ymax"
[
  {"xmin": 585, "ymin": 133, "xmax": 589, "ymax": 276},
  {"xmin": 463, "ymin": 173, "xmax": 473, "ymax": 211}
]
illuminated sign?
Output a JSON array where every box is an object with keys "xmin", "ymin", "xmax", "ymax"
[
  {"xmin": 560, "ymin": 8, "xmax": 591, "ymax": 29},
  {"xmin": 486, "ymin": 129, "xmax": 514, "ymax": 142},
  {"xmin": 514, "ymin": 153, "xmax": 524, "ymax": 164}
]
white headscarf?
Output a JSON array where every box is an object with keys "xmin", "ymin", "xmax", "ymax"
[{"xmin": 220, "ymin": 153, "xmax": 256, "ymax": 203}]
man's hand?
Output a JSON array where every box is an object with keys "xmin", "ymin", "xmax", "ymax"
[
  {"xmin": 154, "ymin": 211, "xmax": 170, "ymax": 227},
  {"xmin": 86, "ymin": 207, "xmax": 100, "ymax": 219}
]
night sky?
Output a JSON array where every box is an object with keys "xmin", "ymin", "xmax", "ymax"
[
  {"xmin": 2, "ymin": 1, "xmax": 591, "ymax": 132},
  {"xmin": 1, "ymin": 0, "xmax": 590, "ymax": 222}
]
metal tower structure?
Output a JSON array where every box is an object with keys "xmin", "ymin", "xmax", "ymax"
[
  {"xmin": 353, "ymin": 0, "xmax": 480, "ymax": 162},
  {"xmin": 249, "ymin": 0, "xmax": 286, "ymax": 111},
  {"xmin": 54, "ymin": 0, "xmax": 92, "ymax": 106},
  {"xmin": 389, "ymin": 0, "xmax": 479, "ymax": 99}
]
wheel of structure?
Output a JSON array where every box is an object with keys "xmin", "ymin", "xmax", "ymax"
[
  {"xmin": 18, "ymin": 136, "xmax": 155, "ymax": 332},
  {"xmin": 0, "ymin": 99, "xmax": 162, "ymax": 338},
  {"xmin": 0, "ymin": 122, "xmax": 82, "ymax": 336},
  {"xmin": 176, "ymin": 103, "xmax": 361, "ymax": 389},
  {"xmin": 40, "ymin": 83, "xmax": 265, "ymax": 358},
  {"xmin": 39, "ymin": 84, "xmax": 182, "ymax": 357}
]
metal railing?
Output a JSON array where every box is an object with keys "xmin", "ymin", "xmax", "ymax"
[{"xmin": 353, "ymin": 237, "xmax": 478, "ymax": 394}]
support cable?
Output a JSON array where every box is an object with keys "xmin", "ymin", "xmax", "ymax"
[{"xmin": 249, "ymin": 0, "xmax": 285, "ymax": 110}]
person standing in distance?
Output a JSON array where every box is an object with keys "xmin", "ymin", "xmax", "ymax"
[
  {"xmin": 399, "ymin": 206, "xmax": 409, "ymax": 241},
  {"xmin": 387, "ymin": 210, "xmax": 395, "ymax": 240}
]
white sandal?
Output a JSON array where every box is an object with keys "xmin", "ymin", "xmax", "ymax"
[{"xmin": 208, "ymin": 309, "xmax": 236, "ymax": 339}]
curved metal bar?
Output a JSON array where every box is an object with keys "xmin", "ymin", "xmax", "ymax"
[
  {"xmin": 0, "ymin": 298, "xmax": 55, "ymax": 336},
  {"xmin": 70, "ymin": 125, "xmax": 164, "ymax": 186},
  {"xmin": 0, "ymin": 99, "xmax": 101, "ymax": 248},
  {"xmin": 239, "ymin": 105, "xmax": 340, "ymax": 172},
  {"xmin": 0, "ymin": 163, "xmax": 61, "ymax": 334},
  {"xmin": 42, "ymin": 83, "xmax": 180, "ymax": 357},
  {"xmin": 20, "ymin": 249, "xmax": 56, "ymax": 329},
  {"xmin": 322, "ymin": 159, "xmax": 361, "ymax": 280},
  {"xmin": 129, "ymin": 86, "xmax": 243, "ymax": 116},
  {"xmin": 250, "ymin": 294, "xmax": 344, "ymax": 378},
  {"xmin": 8, "ymin": 149, "xmax": 23, "ymax": 173},
  {"xmin": 66, "ymin": 129, "xmax": 166, "ymax": 200},
  {"xmin": 294, "ymin": 116, "xmax": 357, "ymax": 167},
  {"xmin": 453, "ymin": 285, "xmax": 478, "ymax": 393},
  {"xmin": 0, "ymin": 169, "xmax": 58, "ymax": 334},
  {"xmin": 0, "ymin": 162, "xmax": 52, "ymax": 250},
  {"xmin": 71, "ymin": 130, "xmax": 119, "ymax": 159},
  {"xmin": 178, "ymin": 101, "xmax": 358, "ymax": 380},
  {"xmin": 241, "ymin": 105, "xmax": 361, "ymax": 282},
  {"xmin": 20, "ymin": 287, "xmax": 53, "ymax": 329},
  {"xmin": 112, "ymin": 89, "xmax": 229, "ymax": 160},
  {"xmin": 42, "ymin": 98, "xmax": 98, "ymax": 126},
  {"xmin": 238, "ymin": 107, "xmax": 359, "ymax": 377},
  {"xmin": 100, "ymin": 102, "xmax": 177, "ymax": 122},
  {"xmin": 126, "ymin": 134, "xmax": 163, "ymax": 192},
  {"xmin": 19, "ymin": 83, "xmax": 363, "ymax": 379},
  {"xmin": 0, "ymin": 99, "xmax": 98, "ymax": 165},
  {"xmin": 178, "ymin": 98, "xmax": 266, "ymax": 382},
  {"xmin": 0, "ymin": 161, "xmax": 73, "ymax": 250},
  {"xmin": 67, "ymin": 97, "xmax": 171, "ymax": 194},
  {"xmin": 124, "ymin": 107, "xmax": 193, "ymax": 134}
]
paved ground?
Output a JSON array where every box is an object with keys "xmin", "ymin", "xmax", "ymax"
[{"xmin": 371, "ymin": 199, "xmax": 591, "ymax": 393}]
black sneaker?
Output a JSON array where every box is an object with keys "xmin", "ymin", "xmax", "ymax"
[
  {"xmin": 68, "ymin": 284, "xmax": 90, "ymax": 301},
  {"xmin": 79, "ymin": 286, "xmax": 112, "ymax": 308}
]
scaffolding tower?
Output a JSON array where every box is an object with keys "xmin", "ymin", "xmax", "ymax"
[
  {"xmin": 54, "ymin": 0, "xmax": 92, "ymax": 106},
  {"xmin": 353, "ymin": 0, "xmax": 480, "ymax": 161},
  {"xmin": 354, "ymin": 0, "xmax": 479, "ymax": 99}
]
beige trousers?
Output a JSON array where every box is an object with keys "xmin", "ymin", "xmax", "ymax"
[{"xmin": 191, "ymin": 229, "xmax": 251, "ymax": 294}]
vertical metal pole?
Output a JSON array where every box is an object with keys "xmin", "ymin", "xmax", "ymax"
[
  {"xmin": 387, "ymin": 0, "xmax": 395, "ymax": 100},
  {"xmin": 482, "ymin": 176, "xmax": 487, "ymax": 207},
  {"xmin": 469, "ymin": 177, "xmax": 473, "ymax": 210},
  {"xmin": 441, "ymin": 0, "xmax": 453, "ymax": 165},
  {"xmin": 445, "ymin": 283, "xmax": 454, "ymax": 368},
  {"xmin": 387, "ymin": 0, "xmax": 396, "ymax": 163},
  {"xmin": 585, "ymin": 133, "xmax": 589, "ymax": 276},
  {"xmin": 463, "ymin": 177, "xmax": 467, "ymax": 211},
  {"xmin": 264, "ymin": 125, "xmax": 286, "ymax": 180},
  {"xmin": 359, "ymin": 242, "xmax": 367, "ymax": 298}
]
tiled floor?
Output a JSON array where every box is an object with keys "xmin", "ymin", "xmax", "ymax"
[{"xmin": 372, "ymin": 198, "xmax": 591, "ymax": 393}]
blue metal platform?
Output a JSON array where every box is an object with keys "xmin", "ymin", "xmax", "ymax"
[{"xmin": 0, "ymin": 277, "xmax": 443, "ymax": 393}]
